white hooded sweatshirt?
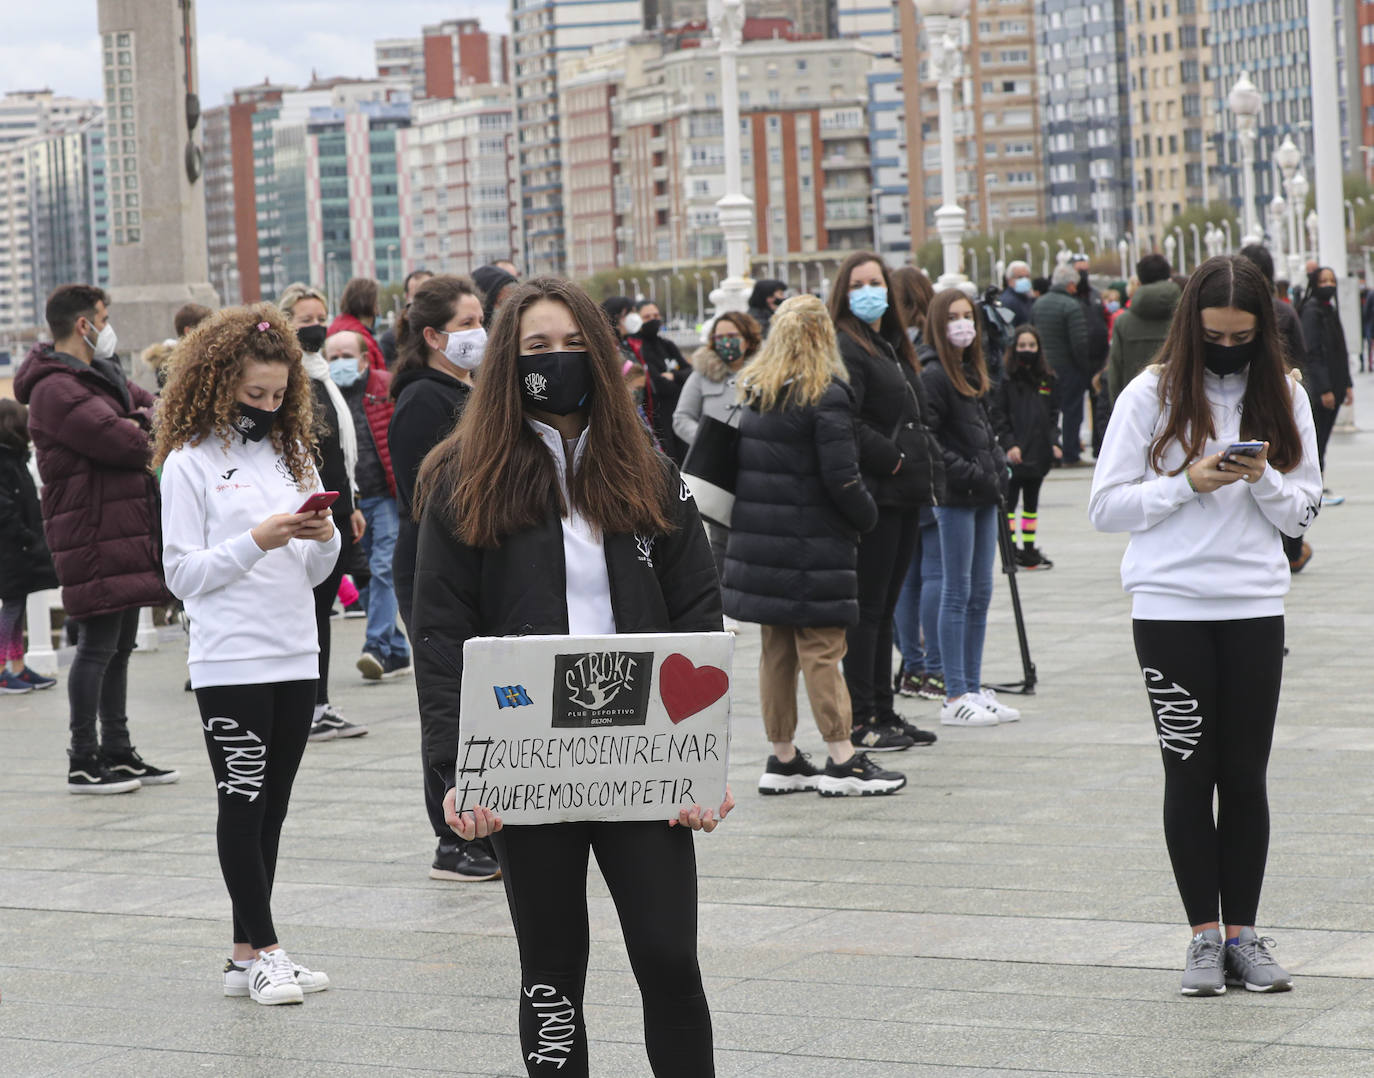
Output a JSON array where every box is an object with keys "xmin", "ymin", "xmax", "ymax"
[{"xmin": 1088, "ymin": 365, "xmax": 1321, "ymax": 621}]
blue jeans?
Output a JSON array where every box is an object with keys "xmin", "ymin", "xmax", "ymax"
[
  {"xmin": 918, "ymin": 509, "xmax": 943, "ymax": 678},
  {"xmin": 358, "ymin": 495, "xmax": 409, "ymax": 662},
  {"xmin": 934, "ymin": 504, "xmax": 997, "ymax": 698},
  {"xmin": 892, "ymin": 534, "xmax": 924, "ymax": 676}
]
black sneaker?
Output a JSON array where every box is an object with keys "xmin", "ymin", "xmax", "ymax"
[
  {"xmin": 430, "ymin": 837, "xmax": 501, "ymax": 881},
  {"xmin": 817, "ymin": 752, "xmax": 907, "ymax": 797},
  {"xmin": 103, "ymin": 747, "xmax": 181, "ymax": 785},
  {"xmin": 381, "ymin": 653, "xmax": 412, "ymax": 679},
  {"xmin": 342, "ymin": 600, "xmax": 366, "ymax": 619},
  {"xmin": 1021, "ymin": 545, "xmax": 1054, "ymax": 570},
  {"xmin": 895, "ymin": 671, "xmax": 924, "ymax": 697},
  {"xmin": 758, "ymin": 750, "xmax": 822, "ymax": 794},
  {"xmin": 356, "ymin": 651, "xmax": 384, "ymax": 680},
  {"xmin": 309, "ymin": 704, "xmax": 369, "ymax": 742},
  {"xmin": 851, "ymin": 721, "xmax": 914, "ymax": 753},
  {"xmin": 916, "ymin": 674, "xmax": 945, "ymax": 701},
  {"xmin": 879, "ymin": 711, "xmax": 937, "ymax": 747},
  {"xmin": 67, "ymin": 753, "xmax": 141, "ymax": 795}
]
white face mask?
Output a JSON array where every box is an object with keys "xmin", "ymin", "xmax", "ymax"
[
  {"xmin": 622, "ymin": 312, "xmax": 643, "ymax": 335},
  {"xmin": 84, "ymin": 321, "xmax": 118, "ymax": 360},
  {"xmin": 442, "ymin": 326, "xmax": 487, "ymax": 371}
]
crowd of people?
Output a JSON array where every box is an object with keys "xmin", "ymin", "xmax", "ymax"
[{"xmin": 0, "ymin": 240, "xmax": 1351, "ymax": 1068}]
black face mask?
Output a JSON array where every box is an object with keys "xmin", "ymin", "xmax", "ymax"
[
  {"xmin": 296, "ymin": 324, "xmax": 327, "ymax": 353},
  {"xmin": 1313, "ymin": 285, "xmax": 1337, "ymax": 303},
  {"xmin": 233, "ymin": 402, "xmax": 279, "ymax": 442},
  {"xmin": 518, "ymin": 351, "xmax": 593, "ymax": 415},
  {"xmin": 1203, "ymin": 338, "xmax": 1259, "ymax": 377},
  {"xmin": 639, "ymin": 318, "xmax": 662, "ymax": 338}
]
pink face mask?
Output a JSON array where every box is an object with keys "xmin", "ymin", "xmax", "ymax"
[{"xmin": 947, "ymin": 319, "xmax": 977, "ymax": 349}]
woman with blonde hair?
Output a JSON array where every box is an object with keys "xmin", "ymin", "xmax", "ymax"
[
  {"xmin": 723, "ymin": 295, "xmax": 906, "ymax": 797},
  {"xmin": 156, "ymin": 303, "xmax": 341, "ymax": 1005}
]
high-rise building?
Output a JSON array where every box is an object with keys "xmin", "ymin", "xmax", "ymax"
[
  {"xmin": 1037, "ymin": 1, "xmax": 1132, "ymax": 245},
  {"xmin": 511, "ymin": 0, "xmax": 645, "ymax": 277},
  {"xmin": 1124, "ymin": 0, "xmax": 1213, "ymax": 248},
  {"xmin": 0, "ymin": 89, "xmax": 100, "ymax": 147},
  {"xmin": 901, "ymin": 2, "xmax": 1046, "ymax": 257},
  {"xmin": 0, "ymin": 117, "xmax": 109, "ymax": 336},
  {"xmin": 376, "ymin": 21, "xmax": 508, "ymax": 101},
  {"xmin": 399, "ymin": 86, "xmax": 519, "ymax": 275},
  {"xmin": 1360, "ymin": 1, "xmax": 1374, "ymax": 182},
  {"xmin": 650, "ymin": 0, "xmax": 835, "ymax": 35},
  {"xmin": 202, "ymin": 104, "xmax": 238, "ymax": 303},
  {"xmin": 376, "ymin": 38, "xmax": 426, "ymax": 100}
]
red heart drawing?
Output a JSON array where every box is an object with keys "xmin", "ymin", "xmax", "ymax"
[{"xmin": 659, "ymin": 653, "xmax": 729, "ymax": 724}]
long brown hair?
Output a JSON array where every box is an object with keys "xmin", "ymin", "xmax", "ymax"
[
  {"xmin": 0, "ymin": 398, "xmax": 29, "ymax": 452},
  {"xmin": 414, "ymin": 278, "xmax": 673, "ymax": 547},
  {"xmin": 391, "ymin": 274, "xmax": 481, "ymax": 396},
  {"xmin": 1149, "ymin": 255, "xmax": 1302, "ymax": 475},
  {"xmin": 152, "ymin": 303, "xmax": 317, "ymax": 488},
  {"xmin": 890, "ymin": 265, "xmax": 935, "ymax": 339},
  {"xmin": 827, "ymin": 250, "xmax": 919, "ymax": 371},
  {"xmin": 926, "ymin": 288, "xmax": 989, "ymax": 398}
]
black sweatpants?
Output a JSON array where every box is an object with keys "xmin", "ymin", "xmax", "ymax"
[
  {"xmin": 312, "ymin": 540, "xmax": 347, "ymax": 706},
  {"xmin": 491, "ymin": 821, "xmax": 713, "ymax": 1077},
  {"xmin": 195, "ymin": 680, "xmax": 315, "ymax": 948},
  {"xmin": 67, "ymin": 607, "xmax": 141, "ymax": 758},
  {"xmin": 1132, "ymin": 617, "xmax": 1284, "ymax": 927},
  {"xmin": 1313, "ymin": 398, "xmax": 1337, "ymax": 474},
  {"xmin": 845, "ymin": 507, "xmax": 919, "ymax": 725}
]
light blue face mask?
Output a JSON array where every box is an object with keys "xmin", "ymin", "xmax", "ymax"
[
  {"xmin": 848, "ymin": 284, "xmax": 889, "ymax": 323},
  {"xmin": 1013, "ymin": 276, "xmax": 1032, "ymax": 294},
  {"xmin": 329, "ymin": 358, "xmax": 364, "ymax": 388}
]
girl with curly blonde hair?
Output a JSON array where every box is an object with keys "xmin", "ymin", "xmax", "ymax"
[{"xmin": 155, "ymin": 302, "xmax": 342, "ymax": 1006}]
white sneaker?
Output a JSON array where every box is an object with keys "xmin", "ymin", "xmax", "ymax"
[
  {"xmin": 940, "ymin": 693, "xmax": 999, "ymax": 727},
  {"xmin": 226, "ymin": 953, "xmax": 329, "ymax": 996},
  {"xmin": 975, "ymin": 688, "xmax": 1021, "ymax": 722},
  {"xmin": 247, "ymin": 948, "xmax": 304, "ymax": 1005}
]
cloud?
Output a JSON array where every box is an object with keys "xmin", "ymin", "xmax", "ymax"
[{"xmin": 0, "ymin": 39, "xmax": 102, "ymax": 101}]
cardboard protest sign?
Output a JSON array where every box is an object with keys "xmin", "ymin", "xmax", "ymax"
[{"xmin": 455, "ymin": 632, "xmax": 734, "ymax": 824}]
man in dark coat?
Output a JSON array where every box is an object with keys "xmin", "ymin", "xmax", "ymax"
[
  {"xmin": 999, "ymin": 260, "xmax": 1035, "ymax": 326},
  {"xmin": 747, "ymin": 278, "xmax": 786, "ymax": 337},
  {"xmin": 1105, "ymin": 254, "xmax": 1181, "ymax": 403},
  {"xmin": 13, "ymin": 284, "xmax": 176, "ymax": 792},
  {"xmin": 1032, "ymin": 265, "xmax": 1091, "ymax": 464},
  {"xmin": 634, "ymin": 299, "xmax": 688, "ymax": 462}
]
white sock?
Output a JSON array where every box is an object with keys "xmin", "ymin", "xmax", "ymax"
[
  {"xmin": 231, "ymin": 957, "xmax": 252, "ymax": 969},
  {"xmin": 313, "ymin": 704, "xmax": 328, "ymax": 721}
]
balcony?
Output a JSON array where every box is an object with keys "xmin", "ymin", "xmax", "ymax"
[{"xmin": 821, "ymin": 153, "xmax": 870, "ymax": 171}]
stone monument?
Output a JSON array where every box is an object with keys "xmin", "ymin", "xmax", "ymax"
[{"xmin": 97, "ymin": 0, "xmax": 219, "ymax": 363}]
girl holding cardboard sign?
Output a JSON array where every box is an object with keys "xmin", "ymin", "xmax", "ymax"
[{"xmin": 411, "ymin": 277, "xmax": 732, "ymax": 1077}]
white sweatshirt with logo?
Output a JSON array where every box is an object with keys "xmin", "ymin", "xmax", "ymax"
[
  {"xmin": 160, "ymin": 433, "xmax": 342, "ymax": 688},
  {"xmin": 1088, "ymin": 365, "xmax": 1322, "ymax": 620}
]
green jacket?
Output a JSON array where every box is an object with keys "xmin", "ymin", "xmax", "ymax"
[
  {"xmin": 1106, "ymin": 280, "xmax": 1181, "ymax": 403},
  {"xmin": 1031, "ymin": 286, "xmax": 1089, "ymax": 377}
]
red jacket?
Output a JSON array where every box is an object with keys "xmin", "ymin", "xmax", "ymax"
[
  {"xmin": 362, "ymin": 366, "xmax": 397, "ymax": 496},
  {"xmin": 13, "ymin": 343, "xmax": 169, "ymax": 618},
  {"xmin": 329, "ymin": 313, "xmax": 387, "ymax": 373}
]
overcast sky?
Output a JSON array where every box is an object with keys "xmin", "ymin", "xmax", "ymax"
[{"xmin": 1, "ymin": 2, "xmax": 510, "ymax": 106}]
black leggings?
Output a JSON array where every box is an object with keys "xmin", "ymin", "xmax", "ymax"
[
  {"xmin": 312, "ymin": 540, "xmax": 347, "ymax": 706},
  {"xmin": 1313, "ymin": 397, "xmax": 1337, "ymax": 473},
  {"xmin": 1132, "ymin": 617, "xmax": 1284, "ymax": 927},
  {"xmin": 68, "ymin": 607, "xmax": 140, "ymax": 757},
  {"xmin": 492, "ymin": 821, "xmax": 713, "ymax": 1077},
  {"xmin": 845, "ymin": 507, "xmax": 919, "ymax": 724},
  {"xmin": 195, "ymin": 680, "xmax": 315, "ymax": 948},
  {"xmin": 1006, "ymin": 475, "xmax": 1042, "ymax": 548}
]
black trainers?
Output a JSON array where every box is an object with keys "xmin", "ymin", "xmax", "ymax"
[
  {"xmin": 758, "ymin": 750, "xmax": 823, "ymax": 794},
  {"xmin": 68, "ymin": 753, "xmax": 141, "ymax": 795},
  {"xmin": 381, "ymin": 653, "xmax": 413, "ymax": 679},
  {"xmin": 356, "ymin": 651, "xmax": 384, "ymax": 680},
  {"xmin": 817, "ymin": 753, "xmax": 907, "ymax": 797},
  {"xmin": 895, "ymin": 670, "xmax": 924, "ymax": 697},
  {"xmin": 342, "ymin": 600, "xmax": 366, "ymax": 618},
  {"xmin": 308, "ymin": 704, "xmax": 369, "ymax": 742},
  {"xmin": 430, "ymin": 837, "xmax": 501, "ymax": 881},
  {"xmin": 916, "ymin": 674, "xmax": 945, "ymax": 701},
  {"xmin": 851, "ymin": 721, "xmax": 914, "ymax": 753},
  {"xmin": 879, "ymin": 711, "xmax": 937, "ymax": 747},
  {"xmin": 1020, "ymin": 545, "xmax": 1054, "ymax": 570},
  {"xmin": 103, "ymin": 747, "xmax": 180, "ymax": 785}
]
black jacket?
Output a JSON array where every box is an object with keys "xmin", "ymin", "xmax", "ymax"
[
  {"xmin": 309, "ymin": 380, "xmax": 356, "ymax": 527},
  {"xmin": 634, "ymin": 329, "xmax": 688, "ymax": 462},
  {"xmin": 990, "ymin": 368, "xmax": 1059, "ymax": 479},
  {"xmin": 387, "ymin": 366, "xmax": 472, "ymax": 628},
  {"xmin": 412, "ymin": 457, "xmax": 721, "ymax": 782},
  {"xmin": 1274, "ymin": 299, "xmax": 1305, "ymax": 373},
  {"xmin": 1299, "ymin": 297, "xmax": 1352, "ymax": 401},
  {"xmin": 0, "ymin": 446, "xmax": 59, "ymax": 599},
  {"xmin": 722, "ymin": 380, "xmax": 878, "ymax": 628},
  {"xmin": 920, "ymin": 355, "xmax": 1006, "ymax": 508},
  {"xmin": 837, "ymin": 326, "xmax": 945, "ymax": 510}
]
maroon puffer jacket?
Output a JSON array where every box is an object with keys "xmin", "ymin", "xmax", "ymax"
[{"xmin": 12, "ymin": 343, "xmax": 169, "ymax": 619}]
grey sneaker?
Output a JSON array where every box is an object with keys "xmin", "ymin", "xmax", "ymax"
[
  {"xmin": 1181, "ymin": 928, "xmax": 1226, "ymax": 996},
  {"xmin": 1224, "ymin": 928, "xmax": 1293, "ymax": 992}
]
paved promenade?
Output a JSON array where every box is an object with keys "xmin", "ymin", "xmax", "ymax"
[{"xmin": 3, "ymin": 388, "xmax": 1373, "ymax": 1077}]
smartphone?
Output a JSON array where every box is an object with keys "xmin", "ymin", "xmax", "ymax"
[
  {"xmin": 1222, "ymin": 441, "xmax": 1265, "ymax": 459},
  {"xmin": 296, "ymin": 491, "xmax": 340, "ymax": 514}
]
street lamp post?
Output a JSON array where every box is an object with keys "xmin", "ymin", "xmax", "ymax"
[
  {"xmin": 1289, "ymin": 169, "xmax": 1309, "ymax": 279},
  {"xmin": 1164, "ymin": 233, "xmax": 1177, "ymax": 272},
  {"xmin": 1306, "ymin": 210, "xmax": 1320, "ymax": 265},
  {"xmin": 1117, "ymin": 238, "xmax": 1129, "ymax": 280},
  {"xmin": 1021, "ymin": 242, "xmax": 1032, "ymax": 268},
  {"xmin": 913, "ymin": 0, "xmax": 973, "ymax": 290},
  {"xmin": 1275, "ymin": 134, "xmax": 1302, "ymax": 274},
  {"xmin": 1268, "ymin": 193, "xmax": 1287, "ymax": 272},
  {"xmin": 1229, "ymin": 74, "xmax": 1262, "ymax": 245},
  {"xmin": 1173, "ymin": 227, "xmax": 1186, "ymax": 273},
  {"xmin": 1308, "ymin": 0, "xmax": 1348, "ymax": 275},
  {"xmin": 1038, "ymin": 240, "xmax": 1050, "ymax": 277},
  {"xmin": 1221, "ymin": 219, "xmax": 1233, "ymax": 252},
  {"xmin": 708, "ymin": 0, "xmax": 754, "ymax": 313},
  {"xmin": 966, "ymin": 248, "xmax": 979, "ymax": 289},
  {"xmin": 1189, "ymin": 223, "xmax": 1201, "ymax": 269},
  {"xmin": 693, "ymin": 272, "xmax": 704, "ymax": 325}
]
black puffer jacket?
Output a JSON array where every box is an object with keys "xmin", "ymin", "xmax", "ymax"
[
  {"xmin": 412, "ymin": 457, "xmax": 721, "ymax": 782},
  {"xmin": 838, "ymin": 326, "xmax": 945, "ymax": 509},
  {"xmin": 920, "ymin": 353, "xmax": 1006, "ymax": 508},
  {"xmin": 722, "ymin": 380, "xmax": 878, "ymax": 628},
  {"xmin": 1300, "ymin": 296, "xmax": 1352, "ymax": 401},
  {"xmin": 990, "ymin": 368, "xmax": 1059, "ymax": 479},
  {"xmin": 0, "ymin": 446, "xmax": 59, "ymax": 599}
]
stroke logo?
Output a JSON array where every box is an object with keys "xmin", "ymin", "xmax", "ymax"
[{"xmin": 551, "ymin": 651, "xmax": 652, "ymax": 728}]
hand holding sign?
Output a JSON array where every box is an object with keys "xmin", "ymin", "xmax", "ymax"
[
  {"xmin": 444, "ymin": 788, "xmax": 503, "ymax": 840},
  {"xmin": 669, "ymin": 784, "xmax": 735, "ymax": 832}
]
